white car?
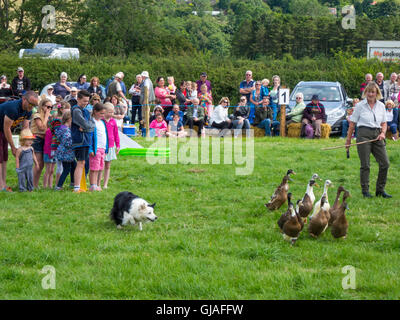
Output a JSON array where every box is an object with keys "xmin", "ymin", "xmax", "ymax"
[{"xmin": 19, "ymin": 43, "xmax": 79, "ymax": 59}]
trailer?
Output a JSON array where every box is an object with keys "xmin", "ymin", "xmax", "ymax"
[{"xmin": 367, "ymin": 41, "xmax": 400, "ymax": 62}]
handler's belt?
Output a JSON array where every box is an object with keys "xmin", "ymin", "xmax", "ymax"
[{"xmin": 358, "ymin": 126, "xmax": 381, "ymax": 131}]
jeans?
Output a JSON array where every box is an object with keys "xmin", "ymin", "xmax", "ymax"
[
  {"xmin": 388, "ymin": 122, "xmax": 398, "ymax": 134},
  {"xmin": 257, "ymin": 119, "xmax": 280, "ymax": 136},
  {"xmin": 232, "ymin": 119, "xmax": 250, "ymax": 137},
  {"xmin": 341, "ymin": 120, "xmax": 358, "ymax": 138},
  {"xmin": 57, "ymin": 161, "xmax": 76, "ymax": 188}
]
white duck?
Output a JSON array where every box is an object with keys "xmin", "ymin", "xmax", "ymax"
[{"xmin": 310, "ymin": 179, "xmax": 332, "ymax": 220}]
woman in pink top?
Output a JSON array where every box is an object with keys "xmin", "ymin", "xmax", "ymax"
[
  {"xmin": 155, "ymin": 77, "xmax": 175, "ymax": 118},
  {"xmin": 149, "ymin": 114, "xmax": 168, "ymax": 137},
  {"xmin": 102, "ymin": 102, "xmax": 120, "ymax": 189}
]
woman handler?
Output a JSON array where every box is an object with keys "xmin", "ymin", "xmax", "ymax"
[{"xmin": 346, "ymin": 82, "xmax": 391, "ymax": 198}]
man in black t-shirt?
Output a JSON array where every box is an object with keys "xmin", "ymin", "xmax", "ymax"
[{"xmin": 0, "ymin": 91, "xmax": 37, "ymax": 192}]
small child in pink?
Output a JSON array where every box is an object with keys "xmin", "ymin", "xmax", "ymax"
[
  {"xmin": 102, "ymin": 102, "xmax": 120, "ymax": 189},
  {"xmin": 89, "ymin": 103, "xmax": 107, "ymax": 191},
  {"xmin": 149, "ymin": 114, "xmax": 168, "ymax": 137}
]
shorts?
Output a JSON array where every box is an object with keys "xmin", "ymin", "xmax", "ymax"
[
  {"xmin": 74, "ymin": 147, "xmax": 89, "ymax": 162},
  {"xmin": 104, "ymin": 146, "xmax": 117, "ymax": 162},
  {"xmin": 0, "ymin": 132, "xmax": 8, "ymax": 163},
  {"xmin": 89, "ymin": 148, "xmax": 105, "ymax": 171},
  {"xmin": 32, "ymin": 136, "xmax": 45, "ymax": 153},
  {"xmin": 44, "ymin": 153, "xmax": 56, "ymax": 163}
]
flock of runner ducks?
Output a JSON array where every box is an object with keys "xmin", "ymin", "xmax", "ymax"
[{"xmin": 265, "ymin": 170, "xmax": 350, "ymax": 246}]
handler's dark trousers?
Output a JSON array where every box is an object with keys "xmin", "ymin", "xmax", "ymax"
[{"xmin": 356, "ymin": 127, "xmax": 390, "ymax": 193}]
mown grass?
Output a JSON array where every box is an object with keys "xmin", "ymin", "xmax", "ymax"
[{"xmin": 0, "ymin": 136, "xmax": 399, "ymax": 299}]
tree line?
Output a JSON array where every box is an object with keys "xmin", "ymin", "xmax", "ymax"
[{"xmin": 1, "ymin": 0, "xmax": 400, "ymax": 59}]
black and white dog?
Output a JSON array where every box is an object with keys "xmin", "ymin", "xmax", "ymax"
[{"xmin": 110, "ymin": 191, "xmax": 157, "ymax": 230}]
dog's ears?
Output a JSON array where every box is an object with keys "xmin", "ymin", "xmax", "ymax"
[
  {"xmin": 140, "ymin": 203, "xmax": 147, "ymax": 211},
  {"xmin": 148, "ymin": 202, "xmax": 156, "ymax": 208}
]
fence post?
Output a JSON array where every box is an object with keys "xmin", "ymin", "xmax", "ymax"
[
  {"xmin": 144, "ymin": 86, "xmax": 149, "ymax": 138},
  {"xmin": 280, "ymin": 104, "xmax": 286, "ymax": 137}
]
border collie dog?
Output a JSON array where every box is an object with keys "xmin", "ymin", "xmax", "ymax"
[{"xmin": 110, "ymin": 191, "xmax": 157, "ymax": 230}]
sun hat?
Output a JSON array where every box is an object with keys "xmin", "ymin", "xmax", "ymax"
[
  {"xmin": 141, "ymin": 71, "xmax": 149, "ymax": 78},
  {"xmin": 19, "ymin": 128, "xmax": 35, "ymax": 140}
]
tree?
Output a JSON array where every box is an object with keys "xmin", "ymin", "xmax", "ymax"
[{"xmin": 289, "ymin": 0, "xmax": 331, "ymax": 17}]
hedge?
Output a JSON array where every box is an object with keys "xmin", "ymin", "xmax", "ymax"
[{"xmin": 1, "ymin": 51, "xmax": 399, "ymax": 104}]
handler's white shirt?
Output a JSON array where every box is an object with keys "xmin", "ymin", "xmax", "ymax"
[{"xmin": 350, "ymin": 99, "xmax": 387, "ymax": 128}]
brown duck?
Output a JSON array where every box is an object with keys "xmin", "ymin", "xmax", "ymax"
[
  {"xmin": 331, "ymin": 190, "xmax": 350, "ymax": 239},
  {"xmin": 297, "ymin": 179, "xmax": 318, "ymax": 223},
  {"xmin": 278, "ymin": 194, "xmax": 303, "ymax": 245},
  {"xmin": 328, "ymin": 186, "xmax": 346, "ymax": 226},
  {"xmin": 308, "ymin": 195, "xmax": 330, "ymax": 238},
  {"xmin": 266, "ymin": 169, "xmax": 296, "ymax": 211}
]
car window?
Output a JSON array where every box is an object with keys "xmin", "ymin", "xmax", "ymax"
[{"xmin": 291, "ymin": 85, "xmax": 342, "ymax": 102}]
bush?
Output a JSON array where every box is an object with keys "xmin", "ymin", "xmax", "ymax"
[{"xmin": 1, "ymin": 52, "xmax": 398, "ymax": 104}]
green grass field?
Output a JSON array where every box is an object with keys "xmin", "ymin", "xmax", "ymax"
[{"xmin": 1, "ymin": 136, "xmax": 399, "ymax": 299}]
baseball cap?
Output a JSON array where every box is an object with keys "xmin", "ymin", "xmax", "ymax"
[
  {"xmin": 71, "ymin": 87, "xmax": 78, "ymax": 92},
  {"xmin": 200, "ymin": 72, "xmax": 207, "ymax": 77},
  {"xmin": 17, "ymin": 67, "xmax": 24, "ymax": 72}
]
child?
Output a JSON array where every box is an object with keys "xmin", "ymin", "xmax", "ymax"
[
  {"xmin": 166, "ymin": 113, "xmax": 186, "ymax": 137},
  {"xmin": 54, "ymin": 101, "xmax": 71, "ymax": 186},
  {"xmin": 149, "ymin": 114, "xmax": 168, "ymax": 137},
  {"xmin": 55, "ymin": 111, "xmax": 76, "ymax": 190},
  {"xmin": 385, "ymin": 99, "xmax": 399, "ymax": 141},
  {"xmin": 71, "ymin": 90, "xmax": 95, "ymax": 193},
  {"xmin": 16, "ymin": 129, "xmax": 38, "ymax": 192},
  {"xmin": 189, "ymin": 82, "xmax": 198, "ymax": 101},
  {"xmin": 102, "ymin": 102, "xmax": 120, "ymax": 189},
  {"xmin": 42, "ymin": 119, "xmax": 60, "ymax": 189},
  {"xmin": 89, "ymin": 103, "xmax": 108, "ymax": 191},
  {"xmin": 341, "ymin": 98, "xmax": 359, "ymax": 139},
  {"xmin": 260, "ymin": 78, "xmax": 270, "ymax": 99},
  {"xmin": 198, "ymin": 83, "xmax": 213, "ymax": 120},
  {"xmin": 167, "ymin": 76, "xmax": 176, "ymax": 95}
]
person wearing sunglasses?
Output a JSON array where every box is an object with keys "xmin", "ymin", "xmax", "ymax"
[
  {"xmin": 210, "ymin": 97, "xmax": 232, "ymax": 131},
  {"xmin": 31, "ymin": 99, "xmax": 53, "ymax": 188},
  {"xmin": 0, "ymin": 91, "xmax": 38, "ymax": 192},
  {"xmin": 232, "ymin": 96, "xmax": 251, "ymax": 138},
  {"xmin": 286, "ymin": 93, "xmax": 306, "ymax": 128},
  {"xmin": 239, "ymin": 70, "xmax": 255, "ymax": 105},
  {"xmin": 85, "ymin": 94, "xmax": 101, "ymax": 114}
]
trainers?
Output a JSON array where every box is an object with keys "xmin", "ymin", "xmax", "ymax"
[
  {"xmin": 54, "ymin": 187, "xmax": 62, "ymax": 191},
  {"xmin": 96, "ymin": 186, "xmax": 102, "ymax": 191}
]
